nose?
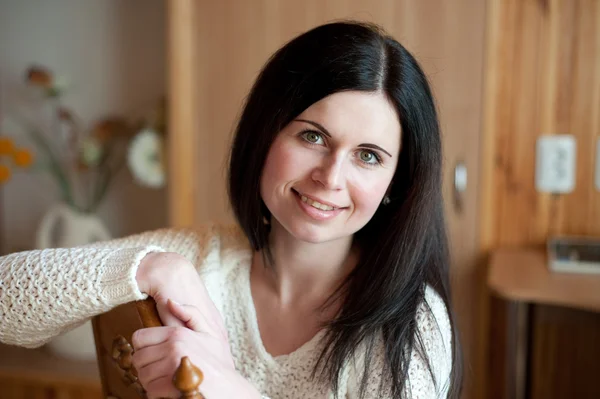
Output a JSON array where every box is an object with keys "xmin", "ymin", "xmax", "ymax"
[{"xmin": 311, "ymin": 154, "xmax": 346, "ymax": 190}]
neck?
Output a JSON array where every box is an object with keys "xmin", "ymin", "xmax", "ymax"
[{"xmin": 252, "ymin": 220, "xmax": 357, "ymax": 308}]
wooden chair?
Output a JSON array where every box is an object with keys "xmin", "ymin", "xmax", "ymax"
[{"xmin": 92, "ymin": 298, "xmax": 204, "ymax": 398}]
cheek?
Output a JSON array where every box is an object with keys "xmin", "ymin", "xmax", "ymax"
[
  {"xmin": 260, "ymin": 138, "xmax": 312, "ymax": 196},
  {"xmin": 349, "ymin": 173, "xmax": 391, "ymax": 215}
]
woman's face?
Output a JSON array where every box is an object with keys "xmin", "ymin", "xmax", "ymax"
[{"xmin": 260, "ymin": 90, "xmax": 401, "ymax": 244}]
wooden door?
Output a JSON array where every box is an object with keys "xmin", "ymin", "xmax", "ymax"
[{"xmin": 167, "ymin": 1, "xmax": 487, "ymax": 398}]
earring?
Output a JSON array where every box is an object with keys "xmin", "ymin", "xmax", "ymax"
[{"xmin": 382, "ymin": 196, "xmax": 391, "ymax": 205}]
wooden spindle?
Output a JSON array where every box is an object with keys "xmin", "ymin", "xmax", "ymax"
[{"xmin": 173, "ymin": 356, "xmax": 204, "ymax": 398}]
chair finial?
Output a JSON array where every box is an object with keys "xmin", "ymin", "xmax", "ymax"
[{"xmin": 173, "ymin": 356, "xmax": 204, "ymax": 398}]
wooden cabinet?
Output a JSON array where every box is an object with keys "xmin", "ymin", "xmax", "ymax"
[{"xmin": 487, "ymin": 249, "xmax": 600, "ymax": 399}]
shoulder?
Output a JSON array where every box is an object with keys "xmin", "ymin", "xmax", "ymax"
[
  {"xmin": 145, "ymin": 223, "xmax": 219, "ymax": 266},
  {"xmin": 146, "ymin": 223, "xmax": 249, "ymax": 266},
  {"xmin": 213, "ymin": 223, "xmax": 251, "ymax": 253},
  {"xmin": 418, "ymin": 286, "xmax": 452, "ymax": 354},
  {"xmin": 190, "ymin": 223, "xmax": 252, "ymax": 274},
  {"xmin": 408, "ymin": 285, "xmax": 453, "ymax": 398},
  {"xmin": 194, "ymin": 223, "xmax": 252, "ymax": 314},
  {"xmin": 347, "ymin": 285, "xmax": 453, "ymax": 399}
]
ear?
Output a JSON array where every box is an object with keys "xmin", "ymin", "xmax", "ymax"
[
  {"xmin": 260, "ymin": 200, "xmax": 271, "ymax": 225},
  {"xmin": 381, "ymin": 183, "xmax": 393, "ymax": 206}
]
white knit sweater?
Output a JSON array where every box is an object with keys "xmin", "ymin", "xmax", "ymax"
[{"xmin": 0, "ymin": 224, "xmax": 452, "ymax": 398}]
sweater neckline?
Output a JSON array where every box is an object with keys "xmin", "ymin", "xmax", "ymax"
[{"xmin": 241, "ymin": 255, "xmax": 327, "ymax": 367}]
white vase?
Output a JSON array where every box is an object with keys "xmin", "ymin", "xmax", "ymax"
[{"xmin": 36, "ymin": 202, "xmax": 112, "ymax": 361}]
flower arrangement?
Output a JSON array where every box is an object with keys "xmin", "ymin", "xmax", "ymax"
[
  {"xmin": 0, "ymin": 137, "xmax": 35, "ymax": 183},
  {"xmin": 1, "ymin": 66, "xmax": 167, "ymax": 213},
  {"xmin": 127, "ymin": 128, "xmax": 166, "ymax": 188}
]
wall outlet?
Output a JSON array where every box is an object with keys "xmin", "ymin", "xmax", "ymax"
[{"xmin": 535, "ymin": 135, "xmax": 576, "ymax": 193}]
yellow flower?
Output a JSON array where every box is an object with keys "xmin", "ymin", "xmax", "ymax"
[
  {"xmin": 0, "ymin": 164, "xmax": 11, "ymax": 183},
  {"xmin": 0, "ymin": 137, "xmax": 15, "ymax": 155},
  {"xmin": 13, "ymin": 148, "xmax": 34, "ymax": 168}
]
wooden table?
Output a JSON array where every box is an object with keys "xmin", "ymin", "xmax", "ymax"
[
  {"xmin": 487, "ymin": 249, "xmax": 600, "ymax": 399},
  {"xmin": 0, "ymin": 343, "xmax": 102, "ymax": 398},
  {"xmin": 488, "ymin": 249, "xmax": 600, "ymax": 312}
]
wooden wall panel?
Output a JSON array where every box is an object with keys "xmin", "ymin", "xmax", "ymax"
[
  {"xmin": 169, "ymin": 2, "xmax": 486, "ymax": 398},
  {"xmin": 481, "ymin": 0, "xmax": 600, "ymax": 248},
  {"xmin": 167, "ymin": 0, "xmax": 199, "ymax": 227},
  {"xmin": 172, "ymin": 0, "xmax": 487, "ymax": 229},
  {"xmin": 482, "ymin": 1, "xmax": 600, "ymax": 398}
]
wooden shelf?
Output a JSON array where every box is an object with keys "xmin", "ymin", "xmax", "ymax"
[
  {"xmin": 488, "ymin": 248, "xmax": 600, "ymax": 313},
  {"xmin": 0, "ymin": 343, "xmax": 101, "ymax": 388}
]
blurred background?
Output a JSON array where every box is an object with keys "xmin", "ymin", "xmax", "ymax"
[{"xmin": 0, "ymin": 1, "xmax": 599, "ymax": 398}]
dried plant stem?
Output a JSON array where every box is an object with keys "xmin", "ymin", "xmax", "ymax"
[{"xmin": 26, "ymin": 126, "xmax": 76, "ymax": 209}]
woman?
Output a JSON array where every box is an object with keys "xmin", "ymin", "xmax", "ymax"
[{"xmin": 0, "ymin": 21, "xmax": 461, "ymax": 398}]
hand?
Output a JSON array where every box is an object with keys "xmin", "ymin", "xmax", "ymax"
[
  {"xmin": 135, "ymin": 252, "xmax": 228, "ymax": 340},
  {"xmin": 132, "ymin": 300, "xmax": 260, "ymax": 399}
]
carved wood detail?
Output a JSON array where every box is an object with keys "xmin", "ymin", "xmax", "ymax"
[{"xmin": 173, "ymin": 356, "xmax": 204, "ymax": 399}]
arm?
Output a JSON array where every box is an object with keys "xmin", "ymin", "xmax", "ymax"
[{"xmin": 0, "ymin": 225, "xmax": 215, "ymax": 348}]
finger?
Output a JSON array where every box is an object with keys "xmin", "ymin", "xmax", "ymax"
[
  {"xmin": 145, "ymin": 375, "xmax": 180, "ymax": 399},
  {"xmin": 156, "ymin": 300, "xmax": 186, "ymax": 328},
  {"xmin": 132, "ymin": 342, "xmax": 170, "ymax": 370},
  {"xmin": 132, "ymin": 326, "xmax": 174, "ymax": 351},
  {"xmin": 137, "ymin": 355, "xmax": 180, "ymax": 397},
  {"xmin": 168, "ymin": 299, "xmax": 229, "ymax": 342},
  {"xmin": 167, "ymin": 299, "xmax": 209, "ymax": 332}
]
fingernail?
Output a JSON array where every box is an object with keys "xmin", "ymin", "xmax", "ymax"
[{"xmin": 169, "ymin": 298, "xmax": 181, "ymax": 306}]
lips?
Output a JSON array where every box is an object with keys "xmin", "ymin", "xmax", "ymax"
[
  {"xmin": 291, "ymin": 189, "xmax": 346, "ymax": 221},
  {"xmin": 292, "ymin": 189, "xmax": 346, "ymax": 211}
]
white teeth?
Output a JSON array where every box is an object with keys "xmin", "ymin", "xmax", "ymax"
[{"xmin": 300, "ymin": 195, "xmax": 335, "ymax": 211}]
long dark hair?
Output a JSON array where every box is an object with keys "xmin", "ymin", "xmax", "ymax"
[{"xmin": 228, "ymin": 21, "xmax": 462, "ymax": 398}]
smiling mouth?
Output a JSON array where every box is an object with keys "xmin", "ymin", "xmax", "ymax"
[{"xmin": 292, "ymin": 189, "xmax": 344, "ymax": 211}]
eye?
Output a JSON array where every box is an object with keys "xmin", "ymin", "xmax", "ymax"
[
  {"xmin": 300, "ymin": 130, "xmax": 325, "ymax": 145},
  {"xmin": 357, "ymin": 150, "xmax": 382, "ymax": 166}
]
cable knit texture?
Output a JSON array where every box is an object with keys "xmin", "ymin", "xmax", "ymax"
[{"xmin": 0, "ymin": 224, "xmax": 452, "ymax": 398}]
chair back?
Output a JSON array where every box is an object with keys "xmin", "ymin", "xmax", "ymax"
[{"xmin": 92, "ymin": 298, "xmax": 203, "ymax": 398}]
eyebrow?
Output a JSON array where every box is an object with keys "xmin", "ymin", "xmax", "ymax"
[{"xmin": 295, "ymin": 118, "xmax": 393, "ymax": 158}]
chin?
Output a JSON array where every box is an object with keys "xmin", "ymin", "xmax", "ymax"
[{"xmin": 283, "ymin": 219, "xmax": 345, "ymax": 244}]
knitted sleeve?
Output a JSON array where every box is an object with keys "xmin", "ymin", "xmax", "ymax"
[
  {"xmin": 348, "ymin": 286, "xmax": 453, "ymax": 399},
  {"xmin": 0, "ymin": 225, "xmax": 215, "ymax": 348}
]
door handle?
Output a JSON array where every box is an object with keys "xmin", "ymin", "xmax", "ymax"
[{"xmin": 453, "ymin": 161, "xmax": 468, "ymax": 214}]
